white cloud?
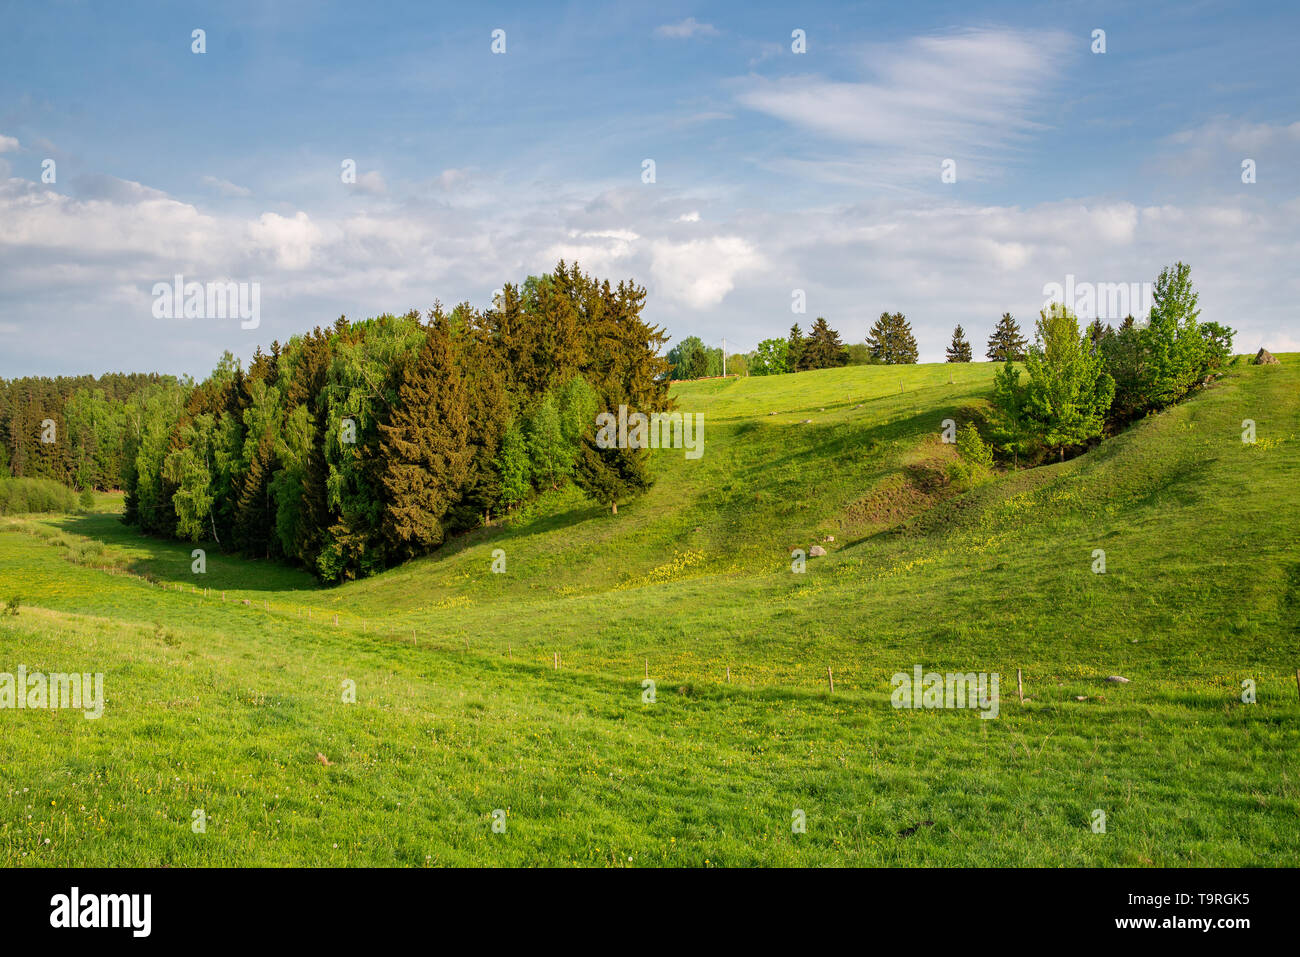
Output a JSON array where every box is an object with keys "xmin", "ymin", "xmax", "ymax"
[
  {"xmin": 0, "ymin": 134, "xmax": 19, "ymax": 153},
  {"xmin": 736, "ymin": 28, "xmax": 1070, "ymax": 180},
  {"xmin": 247, "ymin": 211, "xmax": 326, "ymax": 269},
  {"xmin": 650, "ymin": 236, "xmax": 762, "ymax": 309},
  {"xmin": 2, "ymin": 158, "xmax": 1297, "ymax": 376},
  {"xmin": 655, "ymin": 18, "xmax": 719, "ymax": 39},
  {"xmin": 201, "ymin": 175, "xmax": 252, "ymax": 198}
]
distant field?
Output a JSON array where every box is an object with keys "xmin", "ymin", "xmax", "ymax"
[{"xmin": 2, "ymin": 356, "xmax": 1297, "ymax": 866}]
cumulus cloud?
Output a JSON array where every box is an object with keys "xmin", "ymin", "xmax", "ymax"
[
  {"xmin": 247, "ymin": 211, "xmax": 326, "ymax": 269},
  {"xmin": 2, "ymin": 153, "xmax": 1297, "ymax": 376},
  {"xmin": 0, "ymin": 134, "xmax": 19, "ymax": 153},
  {"xmin": 650, "ymin": 236, "xmax": 762, "ymax": 309}
]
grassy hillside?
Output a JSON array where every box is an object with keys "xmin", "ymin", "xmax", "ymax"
[{"xmin": 2, "ymin": 357, "xmax": 1297, "ymax": 866}]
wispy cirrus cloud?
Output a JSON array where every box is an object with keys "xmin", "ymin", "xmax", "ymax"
[
  {"xmin": 201, "ymin": 175, "xmax": 252, "ymax": 198},
  {"xmin": 735, "ymin": 28, "xmax": 1072, "ymax": 181}
]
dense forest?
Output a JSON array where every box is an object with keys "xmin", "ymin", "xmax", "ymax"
[
  {"xmin": 1, "ymin": 263, "xmax": 669, "ymax": 582},
  {"xmin": 0, "ymin": 372, "xmax": 181, "ymax": 491}
]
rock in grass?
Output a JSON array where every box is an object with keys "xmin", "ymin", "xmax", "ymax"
[
  {"xmin": 1105, "ymin": 675, "xmax": 1130, "ymax": 683},
  {"xmin": 1254, "ymin": 348, "xmax": 1280, "ymax": 365},
  {"xmin": 822, "ymin": 535, "xmax": 835, "ymax": 543},
  {"xmin": 809, "ymin": 545, "xmax": 827, "ymax": 557},
  {"xmin": 801, "ymin": 419, "xmax": 813, "ymax": 424}
]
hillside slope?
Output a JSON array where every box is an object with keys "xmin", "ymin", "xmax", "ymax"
[{"xmin": 2, "ymin": 357, "xmax": 1296, "ymax": 866}]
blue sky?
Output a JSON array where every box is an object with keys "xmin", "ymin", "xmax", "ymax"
[{"xmin": 2, "ymin": 0, "xmax": 1297, "ymax": 376}]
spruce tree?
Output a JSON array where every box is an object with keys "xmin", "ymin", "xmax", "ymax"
[
  {"xmin": 573, "ymin": 441, "xmax": 651, "ymax": 516},
  {"xmin": 946, "ymin": 324, "xmax": 973, "ymax": 362},
  {"xmin": 986, "ymin": 313, "xmax": 1027, "ymax": 361},
  {"xmin": 787, "ymin": 324, "xmax": 806, "ymax": 372},
  {"xmin": 866, "ymin": 312, "xmax": 919, "ymax": 364},
  {"xmin": 377, "ymin": 317, "xmax": 472, "ymax": 561},
  {"xmin": 803, "ymin": 317, "xmax": 849, "ymax": 369}
]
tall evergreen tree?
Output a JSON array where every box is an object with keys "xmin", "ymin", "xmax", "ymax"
[
  {"xmin": 377, "ymin": 318, "xmax": 472, "ymax": 562},
  {"xmin": 866, "ymin": 312, "xmax": 919, "ymax": 364},
  {"xmin": 802, "ymin": 317, "xmax": 849, "ymax": 369},
  {"xmin": 946, "ymin": 324, "xmax": 973, "ymax": 362},
  {"xmin": 573, "ymin": 441, "xmax": 651, "ymax": 516},
  {"xmin": 986, "ymin": 313, "xmax": 1027, "ymax": 361},
  {"xmin": 786, "ymin": 324, "xmax": 806, "ymax": 372}
]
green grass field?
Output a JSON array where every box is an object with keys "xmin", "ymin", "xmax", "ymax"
[{"xmin": 2, "ymin": 357, "xmax": 1298, "ymax": 866}]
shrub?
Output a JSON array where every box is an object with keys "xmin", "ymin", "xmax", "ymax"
[
  {"xmin": 957, "ymin": 424, "xmax": 994, "ymax": 471},
  {"xmin": 79, "ymin": 488, "xmax": 96, "ymax": 510},
  {"xmin": 950, "ymin": 424, "xmax": 994, "ymax": 481},
  {"xmin": 0, "ymin": 477, "xmax": 78, "ymax": 515},
  {"xmin": 3, "ymin": 596, "xmax": 19, "ymax": 617}
]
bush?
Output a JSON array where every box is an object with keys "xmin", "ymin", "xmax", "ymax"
[
  {"xmin": 79, "ymin": 488, "xmax": 96, "ymax": 510},
  {"xmin": 0, "ymin": 477, "xmax": 78, "ymax": 515},
  {"xmin": 950, "ymin": 424, "xmax": 994, "ymax": 481},
  {"xmin": 957, "ymin": 424, "xmax": 994, "ymax": 470},
  {"xmin": 3, "ymin": 596, "xmax": 19, "ymax": 617}
]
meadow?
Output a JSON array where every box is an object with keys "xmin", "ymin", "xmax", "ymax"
[{"xmin": 2, "ymin": 356, "xmax": 1297, "ymax": 866}]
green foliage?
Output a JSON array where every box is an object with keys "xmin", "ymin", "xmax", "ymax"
[
  {"xmin": 786, "ymin": 324, "xmax": 806, "ymax": 371},
  {"xmin": 750, "ymin": 338, "xmax": 789, "ymax": 376},
  {"xmin": 866, "ymin": 312, "xmax": 919, "ymax": 364},
  {"xmin": 0, "ymin": 477, "xmax": 78, "ymax": 515},
  {"xmin": 573, "ymin": 441, "xmax": 652, "ymax": 515},
  {"xmin": 78, "ymin": 487, "xmax": 95, "ymax": 510},
  {"xmin": 800, "ymin": 317, "xmax": 849, "ymax": 370},
  {"xmin": 1101, "ymin": 263, "xmax": 1230, "ymax": 425},
  {"xmin": 998, "ymin": 306, "xmax": 1115, "ymax": 461},
  {"xmin": 666, "ymin": 336, "xmax": 716, "ymax": 380},
  {"xmin": 946, "ymin": 325, "xmax": 973, "ymax": 363},
  {"xmin": 2, "ymin": 357, "xmax": 1297, "ymax": 866},
  {"xmin": 956, "ymin": 423, "xmax": 993, "ymax": 470},
  {"xmin": 525, "ymin": 394, "xmax": 569, "ymax": 490},
  {"xmin": 986, "ymin": 312, "xmax": 1027, "ymax": 361},
  {"xmin": 495, "ymin": 422, "xmax": 532, "ymax": 511},
  {"xmin": 377, "ymin": 317, "xmax": 472, "ymax": 565},
  {"xmin": 844, "ymin": 343, "xmax": 876, "ymax": 366},
  {"xmin": 3, "ymin": 596, "xmax": 17, "ymax": 616},
  {"xmin": 989, "ymin": 360, "xmax": 1032, "ymax": 465}
]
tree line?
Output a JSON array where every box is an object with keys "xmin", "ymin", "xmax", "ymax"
[
  {"xmin": 6, "ymin": 263, "xmax": 669, "ymax": 583},
  {"xmin": 0, "ymin": 373, "xmax": 181, "ymax": 491}
]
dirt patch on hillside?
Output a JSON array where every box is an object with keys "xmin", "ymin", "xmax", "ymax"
[{"xmin": 840, "ymin": 446, "xmax": 956, "ymax": 536}]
